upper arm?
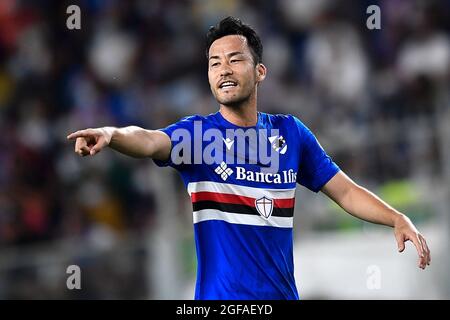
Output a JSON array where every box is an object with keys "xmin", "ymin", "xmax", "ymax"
[
  {"xmin": 148, "ymin": 130, "xmax": 171, "ymax": 161},
  {"xmin": 321, "ymin": 171, "xmax": 358, "ymax": 206},
  {"xmin": 151, "ymin": 115, "xmax": 198, "ymax": 168}
]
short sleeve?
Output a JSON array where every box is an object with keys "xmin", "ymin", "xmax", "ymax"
[
  {"xmin": 293, "ymin": 116, "xmax": 340, "ymax": 192},
  {"xmin": 152, "ymin": 116, "xmax": 196, "ymax": 169}
]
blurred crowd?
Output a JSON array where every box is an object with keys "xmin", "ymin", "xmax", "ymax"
[{"xmin": 0, "ymin": 0, "xmax": 448, "ymax": 251}]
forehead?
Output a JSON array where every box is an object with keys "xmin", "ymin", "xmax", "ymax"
[{"xmin": 208, "ymin": 35, "xmax": 251, "ymax": 57}]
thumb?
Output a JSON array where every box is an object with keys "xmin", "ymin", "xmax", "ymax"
[
  {"xmin": 90, "ymin": 137, "xmax": 106, "ymax": 156},
  {"xmin": 396, "ymin": 234, "xmax": 405, "ymax": 253}
]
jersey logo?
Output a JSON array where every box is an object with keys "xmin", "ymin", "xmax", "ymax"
[
  {"xmin": 214, "ymin": 161, "xmax": 233, "ymax": 181},
  {"xmin": 268, "ymin": 135, "xmax": 287, "ymax": 154},
  {"xmin": 255, "ymin": 196, "xmax": 273, "ymax": 219},
  {"xmin": 222, "ymin": 137, "xmax": 234, "ymax": 150}
]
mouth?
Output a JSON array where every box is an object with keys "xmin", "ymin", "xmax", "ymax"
[{"xmin": 218, "ymin": 80, "xmax": 238, "ymax": 90}]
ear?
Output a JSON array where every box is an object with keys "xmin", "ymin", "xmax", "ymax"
[{"xmin": 256, "ymin": 63, "xmax": 267, "ymax": 83}]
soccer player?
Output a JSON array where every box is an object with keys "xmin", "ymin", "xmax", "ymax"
[{"xmin": 67, "ymin": 17, "xmax": 431, "ymax": 300}]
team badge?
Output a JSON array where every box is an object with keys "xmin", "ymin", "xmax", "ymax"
[
  {"xmin": 255, "ymin": 196, "xmax": 273, "ymax": 219},
  {"xmin": 268, "ymin": 135, "xmax": 287, "ymax": 154}
]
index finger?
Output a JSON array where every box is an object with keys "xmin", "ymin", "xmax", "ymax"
[
  {"xmin": 67, "ymin": 129, "xmax": 92, "ymax": 140},
  {"xmin": 411, "ymin": 236, "xmax": 426, "ymax": 268},
  {"xmin": 419, "ymin": 235, "xmax": 431, "ymax": 265}
]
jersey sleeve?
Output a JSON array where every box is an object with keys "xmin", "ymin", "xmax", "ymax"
[
  {"xmin": 292, "ymin": 116, "xmax": 340, "ymax": 192},
  {"xmin": 152, "ymin": 116, "xmax": 197, "ymax": 170}
]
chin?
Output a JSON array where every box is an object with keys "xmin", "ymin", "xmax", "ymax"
[
  {"xmin": 219, "ymin": 99, "xmax": 243, "ymax": 108},
  {"xmin": 217, "ymin": 94, "xmax": 248, "ymax": 107}
]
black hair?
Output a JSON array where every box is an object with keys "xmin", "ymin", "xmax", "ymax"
[{"xmin": 205, "ymin": 16, "xmax": 263, "ymax": 65}]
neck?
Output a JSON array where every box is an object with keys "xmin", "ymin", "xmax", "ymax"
[{"xmin": 219, "ymin": 90, "xmax": 258, "ymax": 127}]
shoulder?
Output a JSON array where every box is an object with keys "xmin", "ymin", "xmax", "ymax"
[
  {"xmin": 260, "ymin": 112, "xmax": 292, "ymax": 122},
  {"xmin": 167, "ymin": 114, "xmax": 212, "ymax": 129},
  {"xmin": 261, "ymin": 112, "xmax": 307, "ymax": 130},
  {"xmin": 176, "ymin": 114, "xmax": 209, "ymax": 123},
  {"xmin": 262, "ymin": 113, "xmax": 318, "ymax": 145}
]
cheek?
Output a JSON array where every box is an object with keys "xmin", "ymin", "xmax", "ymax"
[
  {"xmin": 207, "ymin": 74, "xmax": 214, "ymax": 89},
  {"xmin": 208, "ymin": 71, "xmax": 217, "ymax": 85},
  {"xmin": 242, "ymin": 70, "xmax": 256, "ymax": 88}
]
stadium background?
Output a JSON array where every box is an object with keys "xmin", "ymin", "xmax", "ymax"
[{"xmin": 0, "ymin": 0, "xmax": 449, "ymax": 299}]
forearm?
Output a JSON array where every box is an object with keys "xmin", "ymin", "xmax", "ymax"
[
  {"xmin": 339, "ymin": 184, "xmax": 404, "ymax": 227},
  {"xmin": 337, "ymin": 181, "xmax": 430, "ymax": 269},
  {"xmin": 107, "ymin": 126, "xmax": 169, "ymax": 159},
  {"xmin": 322, "ymin": 173, "xmax": 430, "ymax": 268}
]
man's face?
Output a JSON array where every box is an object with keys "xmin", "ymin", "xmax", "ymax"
[{"xmin": 208, "ymin": 35, "xmax": 263, "ymax": 107}]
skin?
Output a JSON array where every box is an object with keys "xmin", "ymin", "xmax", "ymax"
[{"xmin": 67, "ymin": 33, "xmax": 431, "ymax": 269}]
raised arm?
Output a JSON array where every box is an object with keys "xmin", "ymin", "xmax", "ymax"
[
  {"xmin": 321, "ymin": 171, "xmax": 431, "ymax": 269},
  {"xmin": 67, "ymin": 126, "xmax": 171, "ymax": 160}
]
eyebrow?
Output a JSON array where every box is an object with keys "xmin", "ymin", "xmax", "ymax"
[{"xmin": 209, "ymin": 51, "xmax": 244, "ymax": 60}]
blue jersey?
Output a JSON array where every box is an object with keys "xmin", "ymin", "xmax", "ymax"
[{"xmin": 154, "ymin": 111, "xmax": 340, "ymax": 300}]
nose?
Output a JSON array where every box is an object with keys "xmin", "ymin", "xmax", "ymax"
[{"xmin": 219, "ymin": 62, "xmax": 233, "ymax": 77}]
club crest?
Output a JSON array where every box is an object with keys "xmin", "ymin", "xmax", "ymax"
[{"xmin": 255, "ymin": 196, "xmax": 273, "ymax": 219}]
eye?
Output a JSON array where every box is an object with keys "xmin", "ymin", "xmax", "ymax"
[{"xmin": 230, "ymin": 59, "xmax": 241, "ymax": 63}]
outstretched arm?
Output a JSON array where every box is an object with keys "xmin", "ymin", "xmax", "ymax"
[
  {"xmin": 321, "ymin": 171, "xmax": 431, "ymax": 269},
  {"xmin": 67, "ymin": 126, "xmax": 171, "ymax": 160}
]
